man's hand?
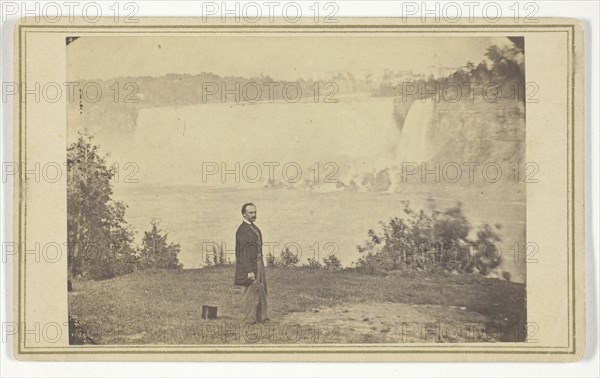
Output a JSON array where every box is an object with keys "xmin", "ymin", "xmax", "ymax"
[{"xmin": 247, "ymin": 272, "xmax": 255, "ymax": 281}]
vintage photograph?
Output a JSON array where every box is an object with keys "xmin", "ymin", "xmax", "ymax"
[{"xmin": 65, "ymin": 34, "xmax": 528, "ymax": 345}]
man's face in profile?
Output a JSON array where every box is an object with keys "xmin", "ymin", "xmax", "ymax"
[{"xmin": 243, "ymin": 205, "xmax": 257, "ymax": 223}]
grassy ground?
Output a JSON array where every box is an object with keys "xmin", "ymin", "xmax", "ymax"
[{"xmin": 69, "ymin": 266, "xmax": 526, "ymax": 344}]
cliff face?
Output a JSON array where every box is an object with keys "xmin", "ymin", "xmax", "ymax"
[
  {"xmin": 392, "ymin": 96, "xmax": 526, "ymax": 203},
  {"xmin": 428, "ymin": 99, "xmax": 526, "ymax": 163}
]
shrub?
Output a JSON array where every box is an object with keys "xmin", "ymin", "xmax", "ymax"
[
  {"xmin": 280, "ymin": 247, "xmax": 300, "ymax": 267},
  {"xmin": 214, "ymin": 245, "xmax": 230, "ymax": 265},
  {"xmin": 137, "ymin": 220, "xmax": 182, "ymax": 270},
  {"xmin": 356, "ymin": 200, "xmax": 502, "ymax": 276},
  {"xmin": 204, "ymin": 251, "xmax": 213, "ymax": 267},
  {"xmin": 266, "ymin": 253, "xmax": 277, "ymax": 267},
  {"xmin": 305, "ymin": 257, "xmax": 322, "ymax": 268},
  {"xmin": 68, "ymin": 315, "xmax": 99, "ymax": 345},
  {"xmin": 204, "ymin": 244, "xmax": 232, "ymax": 267},
  {"xmin": 323, "ymin": 254, "xmax": 342, "ymax": 271}
]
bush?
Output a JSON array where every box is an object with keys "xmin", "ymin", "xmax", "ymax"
[
  {"xmin": 266, "ymin": 253, "xmax": 276, "ymax": 267},
  {"xmin": 68, "ymin": 315, "xmax": 99, "ymax": 345},
  {"xmin": 280, "ymin": 247, "xmax": 300, "ymax": 267},
  {"xmin": 204, "ymin": 244, "xmax": 232, "ymax": 267},
  {"xmin": 323, "ymin": 254, "xmax": 342, "ymax": 271},
  {"xmin": 305, "ymin": 257, "xmax": 322, "ymax": 269},
  {"xmin": 356, "ymin": 200, "xmax": 502, "ymax": 276},
  {"xmin": 137, "ymin": 220, "xmax": 182, "ymax": 270}
]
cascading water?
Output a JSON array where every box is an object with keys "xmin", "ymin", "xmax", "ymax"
[{"xmin": 397, "ymin": 99, "xmax": 435, "ymax": 162}]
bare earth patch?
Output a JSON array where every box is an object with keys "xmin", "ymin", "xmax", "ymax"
[{"xmin": 276, "ymin": 301, "xmax": 497, "ymax": 343}]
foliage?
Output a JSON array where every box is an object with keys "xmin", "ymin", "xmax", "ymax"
[
  {"xmin": 266, "ymin": 253, "xmax": 277, "ymax": 267},
  {"xmin": 280, "ymin": 247, "xmax": 300, "ymax": 267},
  {"xmin": 67, "ymin": 130, "xmax": 136, "ymax": 280},
  {"xmin": 204, "ymin": 244, "xmax": 232, "ymax": 267},
  {"xmin": 356, "ymin": 201, "xmax": 502, "ymax": 276},
  {"xmin": 204, "ymin": 250, "xmax": 213, "ymax": 267},
  {"xmin": 137, "ymin": 220, "xmax": 183, "ymax": 270},
  {"xmin": 471, "ymin": 223, "xmax": 503, "ymax": 275},
  {"xmin": 68, "ymin": 314, "xmax": 99, "ymax": 345},
  {"xmin": 68, "ymin": 130, "xmax": 183, "ymax": 279},
  {"xmin": 305, "ymin": 257, "xmax": 322, "ymax": 269},
  {"xmin": 376, "ymin": 39, "xmax": 525, "ymax": 101},
  {"xmin": 322, "ymin": 254, "xmax": 342, "ymax": 271}
]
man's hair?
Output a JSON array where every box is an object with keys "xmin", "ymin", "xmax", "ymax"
[{"xmin": 241, "ymin": 202, "xmax": 256, "ymax": 214}]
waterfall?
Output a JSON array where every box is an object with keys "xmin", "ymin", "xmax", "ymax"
[{"xmin": 398, "ymin": 99, "xmax": 435, "ymax": 162}]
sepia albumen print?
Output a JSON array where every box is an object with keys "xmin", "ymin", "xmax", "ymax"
[{"xmin": 65, "ymin": 34, "xmax": 529, "ymax": 345}]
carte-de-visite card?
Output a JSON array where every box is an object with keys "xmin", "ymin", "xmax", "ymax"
[{"xmin": 10, "ymin": 17, "xmax": 585, "ymax": 361}]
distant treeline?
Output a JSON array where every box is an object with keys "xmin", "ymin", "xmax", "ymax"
[
  {"xmin": 376, "ymin": 41, "xmax": 526, "ymax": 103},
  {"xmin": 68, "ymin": 72, "xmax": 374, "ymax": 136}
]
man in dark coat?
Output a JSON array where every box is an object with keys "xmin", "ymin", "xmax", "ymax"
[{"xmin": 234, "ymin": 203, "xmax": 268, "ymax": 323}]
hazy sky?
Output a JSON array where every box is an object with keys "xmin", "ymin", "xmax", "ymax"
[{"xmin": 67, "ymin": 35, "xmax": 512, "ymax": 81}]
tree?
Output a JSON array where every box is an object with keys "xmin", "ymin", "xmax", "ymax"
[
  {"xmin": 138, "ymin": 220, "xmax": 182, "ymax": 270},
  {"xmin": 67, "ymin": 130, "xmax": 136, "ymax": 280},
  {"xmin": 485, "ymin": 44, "xmax": 525, "ymax": 84}
]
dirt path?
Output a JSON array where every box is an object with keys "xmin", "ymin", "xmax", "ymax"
[{"xmin": 275, "ymin": 301, "xmax": 498, "ymax": 343}]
